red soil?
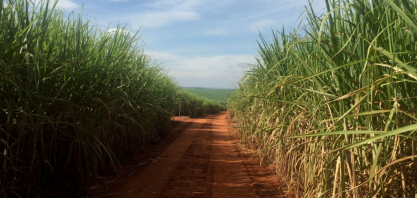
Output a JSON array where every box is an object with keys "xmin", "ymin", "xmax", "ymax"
[{"xmin": 92, "ymin": 112, "xmax": 284, "ymax": 198}]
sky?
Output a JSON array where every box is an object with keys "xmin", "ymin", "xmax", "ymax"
[{"xmin": 52, "ymin": 0, "xmax": 326, "ymax": 89}]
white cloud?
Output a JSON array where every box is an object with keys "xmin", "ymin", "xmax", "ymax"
[
  {"xmin": 147, "ymin": 51, "xmax": 179, "ymax": 60},
  {"xmin": 204, "ymin": 29, "xmax": 227, "ymax": 36},
  {"xmin": 249, "ymin": 20, "xmax": 277, "ymax": 31},
  {"xmin": 134, "ymin": 11, "xmax": 198, "ymax": 28},
  {"xmin": 106, "ymin": 0, "xmax": 128, "ymax": 1},
  {"xmin": 145, "ymin": 0, "xmax": 201, "ymax": 10},
  {"xmin": 106, "ymin": 28, "xmax": 136, "ymax": 37},
  {"xmin": 32, "ymin": 0, "xmax": 78, "ymax": 10},
  {"xmin": 57, "ymin": 0, "xmax": 77, "ymax": 9},
  {"xmin": 146, "ymin": 51, "xmax": 256, "ymax": 88},
  {"xmin": 129, "ymin": 0, "xmax": 202, "ymax": 28}
]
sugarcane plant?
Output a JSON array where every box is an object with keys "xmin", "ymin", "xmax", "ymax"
[{"xmin": 228, "ymin": 0, "xmax": 417, "ymax": 196}]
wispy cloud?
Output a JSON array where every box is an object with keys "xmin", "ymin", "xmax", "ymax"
[
  {"xmin": 204, "ymin": 29, "xmax": 227, "ymax": 36},
  {"xmin": 72, "ymin": 0, "xmax": 330, "ymax": 88},
  {"xmin": 32, "ymin": 0, "xmax": 78, "ymax": 10},
  {"xmin": 107, "ymin": 28, "xmax": 136, "ymax": 36},
  {"xmin": 146, "ymin": 51, "xmax": 255, "ymax": 88},
  {"xmin": 145, "ymin": 0, "xmax": 202, "ymax": 10},
  {"xmin": 134, "ymin": 11, "xmax": 198, "ymax": 28},
  {"xmin": 249, "ymin": 20, "xmax": 276, "ymax": 31},
  {"xmin": 130, "ymin": 0, "xmax": 202, "ymax": 28}
]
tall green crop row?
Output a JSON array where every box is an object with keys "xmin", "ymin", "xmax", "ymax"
[
  {"xmin": 228, "ymin": 0, "xmax": 417, "ymax": 196},
  {"xmin": 175, "ymin": 90, "xmax": 225, "ymax": 118},
  {"xmin": 0, "ymin": 0, "xmax": 179, "ymax": 196}
]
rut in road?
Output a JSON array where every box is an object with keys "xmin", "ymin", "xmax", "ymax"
[{"xmin": 94, "ymin": 112, "xmax": 282, "ymax": 198}]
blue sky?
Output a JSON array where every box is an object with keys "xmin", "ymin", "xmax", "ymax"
[{"xmin": 52, "ymin": 0, "xmax": 326, "ymax": 89}]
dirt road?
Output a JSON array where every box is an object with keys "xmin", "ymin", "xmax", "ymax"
[{"xmin": 94, "ymin": 112, "xmax": 281, "ymax": 198}]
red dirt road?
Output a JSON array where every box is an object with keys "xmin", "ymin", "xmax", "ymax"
[{"xmin": 94, "ymin": 112, "xmax": 281, "ymax": 198}]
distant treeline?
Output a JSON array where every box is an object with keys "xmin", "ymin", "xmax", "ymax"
[
  {"xmin": 175, "ymin": 90, "xmax": 226, "ymax": 118},
  {"xmin": 182, "ymin": 87, "xmax": 235, "ymax": 103}
]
